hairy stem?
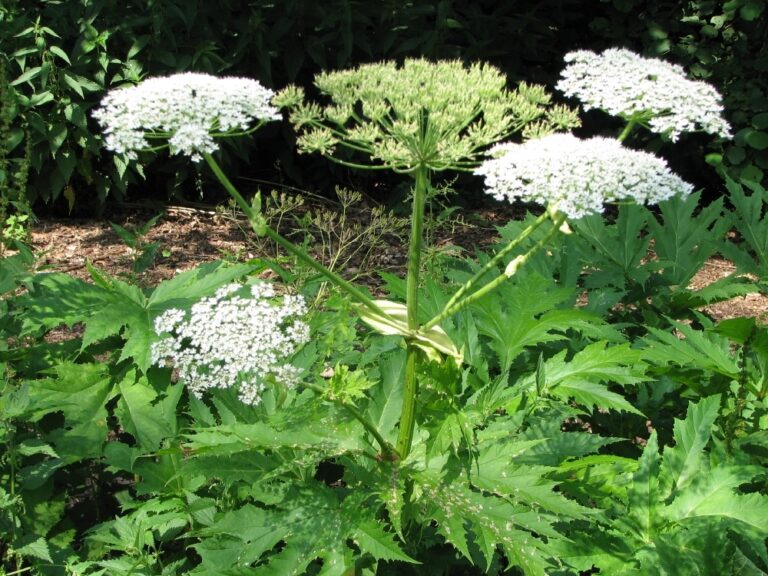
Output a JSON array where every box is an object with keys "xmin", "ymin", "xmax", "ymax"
[{"xmin": 396, "ymin": 164, "xmax": 429, "ymax": 459}]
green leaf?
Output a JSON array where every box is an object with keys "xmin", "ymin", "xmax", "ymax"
[
  {"xmin": 575, "ymin": 203, "xmax": 651, "ymax": 283},
  {"xmin": 473, "ymin": 439, "xmax": 590, "ymax": 518},
  {"xmin": 414, "ymin": 468, "xmax": 557, "ymax": 575},
  {"xmin": 365, "ymin": 351, "xmax": 404, "ymax": 444},
  {"xmin": 753, "ymin": 112, "xmax": 768, "ymax": 130},
  {"xmin": 47, "ymin": 44, "xmax": 71, "ymax": 64},
  {"xmin": 26, "ymin": 362, "xmax": 115, "ymax": 461},
  {"xmin": 664, "ymin": 466, "xmax": 768, "ymax": 533},
  {"xmin": 353, "ymin": 520, "xmax": 418, "ymax": 563},
  {"xmin": 515, "ymin": 342, "xmax": 646, "ymax": 415},
  {"xmin": 48, "ymin": 123, "xmax": 68, "ymax": 155},
  {"xmin": 115, "ymin": 370, "xmax": 182, "ymax": 451},
  {"xmin": 621, "ymin": 431, "xmax": 661, "ymax": 544},
  {"xmin": 746, "ymin": 131, "xmax": 768, "ymax": 150},
  {"xmin": 721, "ymin": 176, "xmax": 768, "ymax": 275},
  {"xmin": 473, "ymin": 274, "xmax": 614, "ymax": 372},
  {"xmin": 197, "ymin": 504, "xmax": 286, "ymax": 561},
  {"xmin": 643, "ymin": 322, "xmax": 739, "ymax": 379},
  {"xmin": 17, "ymin": 438, "xmax": 59, "ymax": 458},
  {"xmin": 148, "ymin": 261, "xmax": 254, "ymax": 307},
  {"xmin": 15, "ymin": 536, "xmax": 53, "ymax": 562},
  {"xmin": 661, "ymin": 395, "xmax": 721, "ymax": 495},
  {"xmin": 11, "ymin": 66, "xmax": 42, "ymax": 85},
  {"xmin": 648, "ymin": 191, "xmax": 729, "ymax": 287}
]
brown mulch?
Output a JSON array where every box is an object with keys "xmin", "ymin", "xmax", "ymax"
[{"xmin": 20, "ymin": 203, "xmax": 768, "ymax": 323}]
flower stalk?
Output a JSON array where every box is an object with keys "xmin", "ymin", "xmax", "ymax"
[
  {"xmin": 203, "ymin": 153, "xmax": 388, "ymax": 321},
  {"xmin": 424, "ymin": 213, "xmax": 567, "ymax": 330},
  {"xmin": 396, "ymin": 163, "xmax": 429, "ymax": 458}
]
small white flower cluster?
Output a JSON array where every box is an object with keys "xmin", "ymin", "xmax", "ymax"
[
  {"xmin": 475, "ymin": 134, "xmax": 694, "ymax": 219},
  {"xmin": 556, "ymin": 48, "xmax": 731, "ymax": 141},
  {"xmin": 151, "ymin": 283, "xmax": 310, "ymax": 405},
  {"xmin": 93, "ymin": 73, "xmax": 281, "ymax": 161}
]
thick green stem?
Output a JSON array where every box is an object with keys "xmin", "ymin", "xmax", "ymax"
[
  {"xmin": 396, "ymin": 165, "xmax": 429, "ymax": 459},
  {"xmin": 424, "ymin": 210, "xmax": 551, "ymax": 331},
  {"xmin": 203, "ymin": 153, "xmax": 387, "ymax": 319},
  {"xmin": 618, "ymin": 118, "xmax": 639, "ymax": 143},
  {"xmin": 427, "ymin": 214, "xmax": 566, "ymax": 324}
]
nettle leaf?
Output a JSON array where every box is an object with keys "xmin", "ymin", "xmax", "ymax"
[
  {"xmin": 14, "ymin": 536, "xmax": 53, "ymax": 563},
  {"xmin": 661, "ymin": 395, "xmax": 720, "ymax": 495},
  {"xmin": 513, "ymin": 342, "xmax": 646, "ymax": 415}
]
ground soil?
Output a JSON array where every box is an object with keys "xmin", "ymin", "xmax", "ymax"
[{"xmin": 21, "ymin": 201, "xmax": 768, "ymax": 323}]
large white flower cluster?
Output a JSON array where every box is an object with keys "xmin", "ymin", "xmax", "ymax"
[
  {"xmin": 151, "ymin": 283, "xmax": 310, "ymax": 405},
  {"xmin": 476, "ymin": 134, "xmax": 694, "ymax": 219},
  {"xmin": 556, "ymin": 48, "xmax": 731, "ymax": 141},
  {"xmin": 93, "ymin": 73, "xmax": 281, "ymax": 161}
]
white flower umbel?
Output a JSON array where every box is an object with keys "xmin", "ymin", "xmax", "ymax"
[
  {"xmin": 93, "ymin": 72, "xmax": 281, "ymax": 161},
  {"xmin": 476, "ymin": 134, "xmax": 694, "ymax": 219},
  {"xmin": 556, "ymin": 48, "xmax": 731, "ymax": 141},
  {"xmin": 151, "ymin": 282, "xmax": 310, "ymax": 405}
]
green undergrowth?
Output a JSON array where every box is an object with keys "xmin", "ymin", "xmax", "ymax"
[{"xmin": 1, "ymin": 175, "xmax": 768, "ymax": 575}]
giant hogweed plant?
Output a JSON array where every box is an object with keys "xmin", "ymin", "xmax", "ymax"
[{"xmin": 4, "ymin": 53, "xmax": 765, "ymax": 574}]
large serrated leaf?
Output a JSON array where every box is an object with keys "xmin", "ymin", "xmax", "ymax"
[
  {"xmin": 365, "ymin": 351, "xmax": 405, "ymax": 445},
  {"xmin": 721, "ymin": 176, "xmax": 768, "ymax": 276},
  {"xmin": 514, "ymin": 342, "xmax": 646, "ymax": 415},
  {"xmin": 664, "ymin": 466, "xmax": 768, "ymax": 533},
  {"xmin": 661, "ymin": 395, "xmax": 721, "ymax": 495},
  {"xmin": 19, "ymin": 262, "xmax": 256, "ymax": 372},
  {"xmin": 353, "ymin": 520, "xmax": 418, "ymax": 563},
  {"xmin": 115, "ymin": 370, "xmax": 182, "ymax": 451},
  {"xmin": 473, "ymin": 274, "xmax": 614, "ymax": 372},
  {"xmin": 575, "ymin": 203, "xmax": 651, "ymax": 288},
  {"xmin": 643, "ymin": 322, "xmax": 739, "ymax": 379},
  {"xmin": 621, "ymin": 431, "xmax": 661, "ymax": 544},
  {"xmin": 414, "ymin": 467, "xmax": 559, "ymax": 575},
  {"xmin": 473, "ymin": 439, "xmax": 589, "ymax": 519},
  {"xmin": 648, "ymin": 191, "xmax": 729, "ymax": 287},
  {"xmin": 26, "ymin": 362, "xmax": 115, "ymax": 462}
]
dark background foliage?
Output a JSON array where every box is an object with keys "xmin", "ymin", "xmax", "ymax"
[{"xmin": 1, "ymin": 0, "xmax": 765, "ymax": 212}]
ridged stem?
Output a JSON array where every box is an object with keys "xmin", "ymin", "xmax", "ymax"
[{"xmin": 395, "ymin": 164, "xmax": 429, "ymax": 459}]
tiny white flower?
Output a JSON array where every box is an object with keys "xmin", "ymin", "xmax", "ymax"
[
  {"xmin": 556, "ymin": 48, "xmax": 731, "ymax": 141},
  {"xmin": 93, "ymin": 72, "xmax": 282, "ymax": 161},
  {"xmin": 475, "ymin": 133, "xmax": 694, "ymax": 219},
  {"xmin": 151, "ymin": 282, "xmax": 309, "ymax": 405}
]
